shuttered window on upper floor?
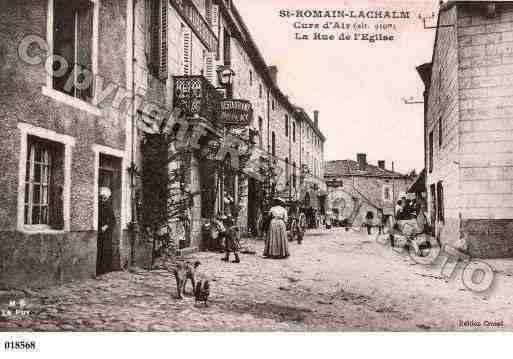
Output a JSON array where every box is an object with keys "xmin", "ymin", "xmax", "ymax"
[
  {"xmin": 147, "ymin": 0, "xmax": 167, "ymax": 80},
  {"xmin": 183, "ymin": 26, "xmax": 192, "ymax": 76},
  {"xmin": 204, "ymin": 51, "xmax": 215, "ymax": 84},
  {"xmin": 212, "ymin": 4, "xmax": 220, "ymax": 59}
]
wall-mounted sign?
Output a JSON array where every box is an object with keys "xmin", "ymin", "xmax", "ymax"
[
  {"xmin": 170, "ymin": 0, "xmax": 218, "ymax": 53},
  {"xmin": 219, "ymin": 99, "xmax": 253, "ymax": 126}
]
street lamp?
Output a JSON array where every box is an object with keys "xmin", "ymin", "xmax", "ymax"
[{"xmin": 216, "ymin": 65, "xmax": 235, "ymax": 98}]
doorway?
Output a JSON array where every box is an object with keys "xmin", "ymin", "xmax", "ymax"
[
  {"xmin": 97, "ymin": 153, "xmax": 122, "ymax": 275},
  {"xmin": 247, "ymin": 178, "xmax": 262, "ymax": 236}
]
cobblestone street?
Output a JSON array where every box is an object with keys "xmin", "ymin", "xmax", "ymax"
[{"xmin": 2, "ymin": 228, "xmax": 513, "ymax": 331}]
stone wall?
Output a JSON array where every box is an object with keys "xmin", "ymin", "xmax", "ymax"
[
  {"xmin": 0, "ymin": 0, "xmax": 131, "ymax": 288},
  {"xmin": 426, "ymin": 5, "xmax": 461, "ymax": 249},
  {"xmin": 455, "ymin": 3, "xmax": 513, "ymax": 256},
  {"xmin": 0, "ymin": 231, "xmax": 97, "ymax": 289}
]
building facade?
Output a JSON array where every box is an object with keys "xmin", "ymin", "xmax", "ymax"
[
  {"xmin": 0, "ymin": 0, "xmax": 326, "ymax": 288},
  {"xmin": 324, "ymin": 154, "xmax": 414, "ymax": 226},
  {"xmin": 418, "ymin": 1, "xmax": 513, "ymax": 258},
  {"xmin": 0, "ymin": 0, "xmax": 138, "ymax": 288}
]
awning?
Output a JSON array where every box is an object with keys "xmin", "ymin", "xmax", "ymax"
[{"xmin": 408, "ymin": 169, "xmax": 426, "ymax": 194}]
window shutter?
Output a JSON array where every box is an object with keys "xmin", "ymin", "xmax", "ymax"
[
  {"xmin": 183, "ymin": 28, "xmax": 191, "ymax": 75},
  {"xmin": 205, "ymin": 52, "xmax": 216, "ymax": 84},
  {"xmin": 212, "ymin": 4, "xmax": 220, "ymax": 59},
  {"xmin": 159, "ymin": 0, "xmax": 168, "ymax": 79},
  {"xmin": 212, "ymin": 5, "xmax": 219, "ymax": 34},
  {"xmin": 205, "ymin": 0, "xmax": 212, "ymax": 26},
  {"xmin": 150, "ymin": 0, "xmax": 160, "ymax": 75}
]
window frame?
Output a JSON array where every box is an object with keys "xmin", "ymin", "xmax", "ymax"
[
  {"xmin": 17, "ymin": 122, "xmax": 75, "ymax": 233},
  {"xmin": 430, "ymin": 183, "xmax": 437, "ymax": 225},
  {"xmin": 92, "ymin": 144, "xmax": 129, "ymax": 232},
  {"xmin": 43, "ymin": 0, "xmax": 101, "ymax": 117},
  {"xmin": 436, "ymin": 181, "xmax": 445, "ymax": 223},
  {"xmin": 24, "ymin": 138, "xmax": 52, "ymax": 227},
  {"xmin": 382, "ymin": 184, "xmax": 392, "ymax": 202}
]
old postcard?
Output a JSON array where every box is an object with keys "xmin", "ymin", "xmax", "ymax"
[{"xmin": 1, "ymin": 0, "xmax": 513, "ymax": 352}]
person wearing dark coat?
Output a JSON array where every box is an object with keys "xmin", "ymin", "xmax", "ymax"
[
  {"xmin": 221, "ymin": 195, "xmax": 241, "ymax": 263},
  {"xmin": 97, "ymin": 187, "xmax": 116, "ymax": 275}
]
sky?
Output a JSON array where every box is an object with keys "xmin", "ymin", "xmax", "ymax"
[{"xmin": 234, "ymin": 0, "xmax": 440, "ymax": 174}]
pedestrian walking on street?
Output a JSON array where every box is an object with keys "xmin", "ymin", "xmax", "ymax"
[
  {"xmin": 395, "ymin": 200, "xmax": 404, "ymax": 220},
  {"xmin": 365, "ymin": 211, "xmax": 374, "ymax": 235},
  {"xmin": 376, "ymin": 208, "xmax": 384, "ymax": 235},
  {"xmin": 221, "ymin": 195, "xmax": 241, "ymax": 263},
  {"xmin": 264, "ymin": 198, "xmax": 290, "ymax": 259}
]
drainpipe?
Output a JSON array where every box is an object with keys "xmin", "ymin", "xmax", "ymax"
[{"xmin": 128, "ymin": 0, "xmax": 138, "ymax": 267}]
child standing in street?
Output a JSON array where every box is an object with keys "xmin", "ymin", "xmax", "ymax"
[{"xmin": 376, "ymin": 208, "xmax": 384, "ymax": 235}]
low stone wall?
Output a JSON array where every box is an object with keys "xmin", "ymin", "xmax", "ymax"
[
  {"xmin": 0, "ymin": 230, "xmax": 97, "ymax": 289},
  {"xmin": 462, "ymin": 219, "xmax": 513, "ymax": 259}
]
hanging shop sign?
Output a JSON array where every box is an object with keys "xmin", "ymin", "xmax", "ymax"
[{"xmin": 218, "ymin": 99, "xmax": 253, "ymax": 126}]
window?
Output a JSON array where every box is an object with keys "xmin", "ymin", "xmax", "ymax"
[
  {"xmin": 430, "ymin": 183, "xmax": 436, "ymax": 225},
  {"xmin": 436, "ymin": 181, "xmax": 445, "ymax": 223},
  {"xmin": 24, "ymin": 136, "xmax": 65, "ymax": 229},
  {"xmin": 223, "ymin": 28, "xmax": 231, "ymax": 65},
  {"xmin": 146, "ymin": 0, "xmax": 168, "ymax": 79},
  {"xmin": 292, "ymin": 121, "xmax": 296, "ymax": 142},
  {"xmin": 52, "ymin": 0, "xmax": 96, "ymax": 101},
  {"xmin": 249, "ymin": 70, "xmax": 253, "ymax": 86},
  {"xmin": 271, "ymin": 132, "xmax": 276, "ymax": 157},
  {"xmin": 258, "ymin": 117, "xmax": 263, "ymax": 147},
  {"xmin": 205, "ymin": 0, "xmax": 212, "ymax": 25},
  {"xmin": 182, "ymin": 26, "xmax": 192, "ymax": 75},
  {"xmin": 272, "ymin": 99, "xmax": 275, "ymax": 111},
  {"xmin": 429, "ymin": 131, "xmax": 434, "ymax": 173},
  {"xmin": 383, "ymin": 185, "xmax": 392, "ymax": 202},
  {"xmin": 284, "ymin": 115, "xmax": 289, "ymax": 137},
  {"xmin": 439, "ymin": 118, "xmax": 443, "ymax": 148},
  {"xmin": 259, "ymin": 83, "xmax": 262, "ymax": 98}
]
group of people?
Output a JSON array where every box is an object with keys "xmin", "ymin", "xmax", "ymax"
[
  {"xmin": 361, "ymin": 194, "xmax": 424, "ymax": 236},
  {"xmin": 395, "ymin": 195, "xmax": 421, "ymax": 221},
  {"xmin": 213, "ymin": 196, "xmax": 306, "ymax": 262}
]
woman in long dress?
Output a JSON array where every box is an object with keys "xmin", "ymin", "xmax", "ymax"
[{"xmin": 264, "ymin": 198, "xmax": 289, "ymax": 259}]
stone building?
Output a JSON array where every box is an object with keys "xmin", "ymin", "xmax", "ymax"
[
  {"xmin": 0, "ymin": 0, "xmax": 326, "ymax": 287},
  {"xmin": 214, "ymin": 1, "xmax": 327, "ymax": 235},
  {"xmin": 0, "ymin": 0, "xmax": 141, "ymax": 288},
  {"xmin": 417, "ymin": 1, "xmax": 513, "ymax": 258},
  {"xmin": 324, "ymin": 154, "xmax": 414, "ymax": 226}
]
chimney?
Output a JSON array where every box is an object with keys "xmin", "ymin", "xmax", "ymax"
[
  {"xmin": 313, "ymin": 110, "xmax": 319, "ymax": 128},
  {"xmin": 378, "ymin": 160, "xmax": 386, "ymax": 170},
  {"xmin": 268, "ymin": 66, "xmax": 278, "ymax": 86},
  {"xmin": 357, "ymin": 153, "xmax": 367, "ymax": 171}
]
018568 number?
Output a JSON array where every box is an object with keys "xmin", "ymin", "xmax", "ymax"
[{"xmin": 4, "ymin": 341, "xmax": 36, "ymax": 350}]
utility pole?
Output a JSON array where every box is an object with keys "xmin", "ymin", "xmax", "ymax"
[{"xmin": 392, "ymin": 161, "xmax": 395, "ymax": 204}]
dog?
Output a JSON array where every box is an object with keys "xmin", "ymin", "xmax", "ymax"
[
  {"xmin": 194, "ymin": 274, "xmax": 210, "ymax": 306},
  {"xmin": 173, "ymin": 260, "xmax": 201, "ymax": 299}
]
